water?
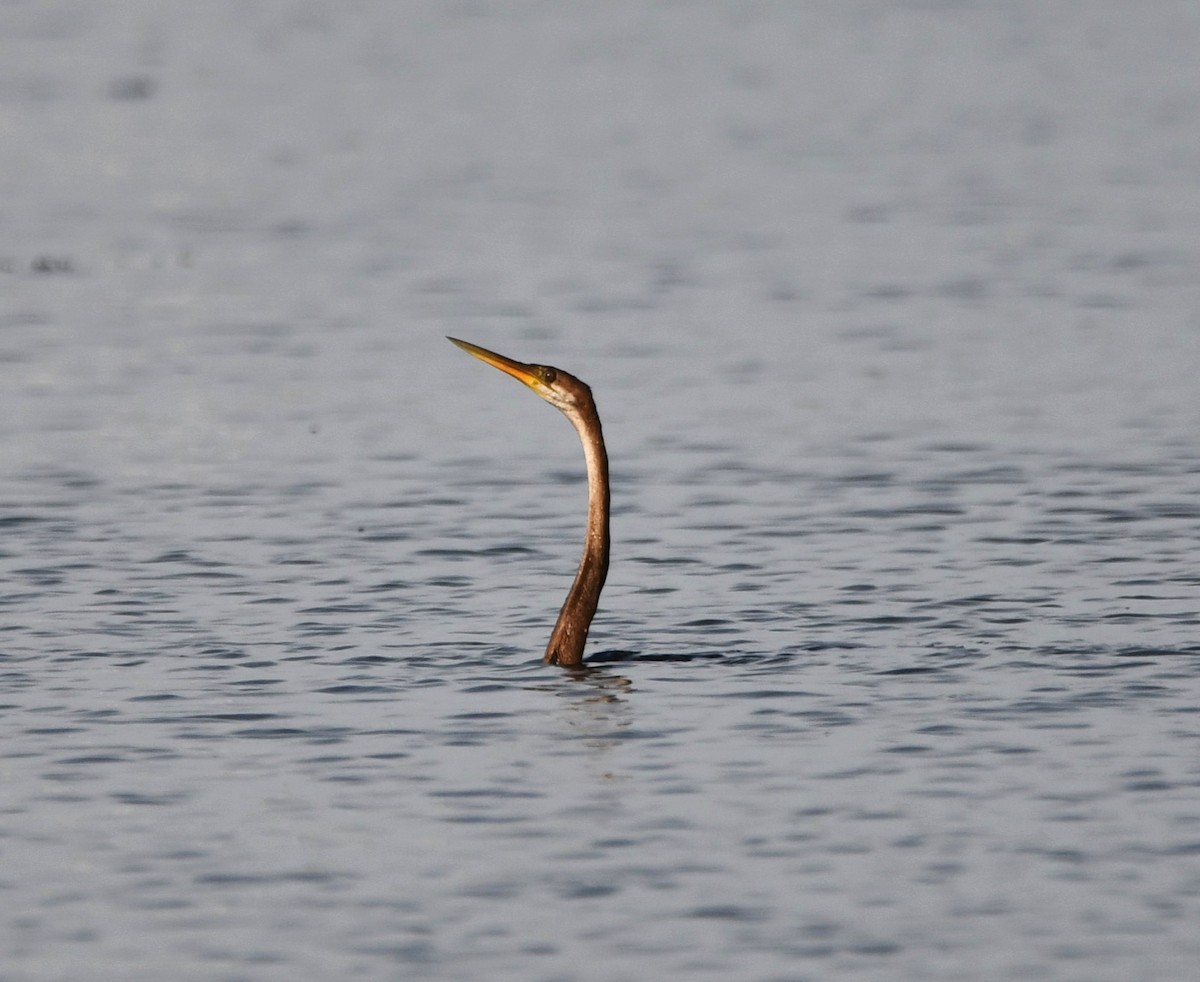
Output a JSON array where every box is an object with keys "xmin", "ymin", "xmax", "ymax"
[{"xmin": 3, "ymin": 3, "xmax": 1200, "ymax": 980}]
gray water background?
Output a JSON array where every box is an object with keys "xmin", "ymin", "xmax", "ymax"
[{"xmin": 3, "ymin": 3, "xmax": 1200, "ymax": 980}]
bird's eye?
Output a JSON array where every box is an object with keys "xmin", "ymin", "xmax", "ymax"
[{"xmin": 538, "ymin": 367, "xmax": 557, "ymax": 385}]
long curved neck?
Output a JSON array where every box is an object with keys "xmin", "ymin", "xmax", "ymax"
[{"xmin": 544, "ymin": 403, "xmax": 609, "ymax": 667}]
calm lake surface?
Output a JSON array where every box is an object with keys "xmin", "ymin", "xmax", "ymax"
[{"xmin": 3, "ymin": 3, "xmax": 1199, "ymax": 980}]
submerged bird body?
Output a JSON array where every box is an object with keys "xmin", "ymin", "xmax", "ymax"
[{"xmin": 448, "ymin": 337, "xmax": 609, "ymax": 667}]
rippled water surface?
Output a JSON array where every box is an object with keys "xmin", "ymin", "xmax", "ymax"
[{"xmin": 3, "ymin": 3, "xmax": 1200, "ymax": 980}]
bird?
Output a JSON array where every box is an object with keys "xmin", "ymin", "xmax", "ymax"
[{"xmin": 448, "ymin": 337, "xmax": 609, "ymax": 668}]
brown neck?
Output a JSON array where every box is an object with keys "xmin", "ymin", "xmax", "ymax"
[{"xmin": 543, "ymin": 407, "xmax": 609, "ymax": 667}]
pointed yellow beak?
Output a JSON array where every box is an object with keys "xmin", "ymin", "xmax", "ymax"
[{"xmin": 448, "ymin": 337, "xmax": 543, "ymax": 391}]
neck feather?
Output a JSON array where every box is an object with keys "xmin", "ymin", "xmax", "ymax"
[{"xmin": 543, "ymin": 404, "xmax": 609, "ymax": 666}]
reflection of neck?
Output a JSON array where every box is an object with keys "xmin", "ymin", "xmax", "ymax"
[{"xmin": 544, "ymin": 404, "xmax": 610, "ymax": 667}]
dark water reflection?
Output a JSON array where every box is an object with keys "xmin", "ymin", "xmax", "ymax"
[{"xmin": 4, "ymin": 2, "xmax": 1200, "ymax": 981}]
